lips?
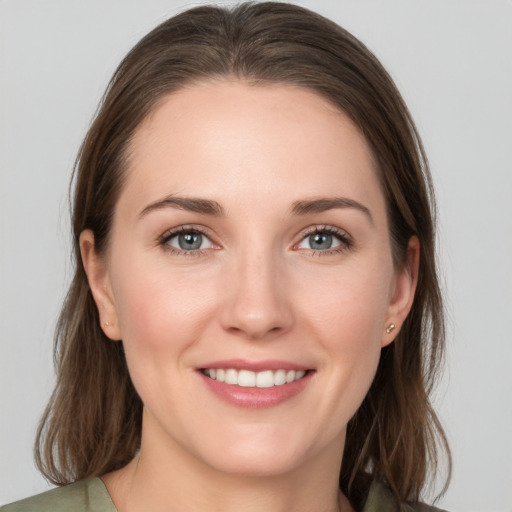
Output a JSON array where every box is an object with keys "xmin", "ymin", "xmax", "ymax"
[{"xmin": 198, "ymin": 360, "xmax": 313, "ymax": 408}]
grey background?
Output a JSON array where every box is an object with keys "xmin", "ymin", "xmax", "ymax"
[{"xmin": 1, "ymin": 1, "xmax": 511, "ymax": 510}]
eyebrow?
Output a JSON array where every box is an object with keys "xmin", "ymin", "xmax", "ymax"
[
  {"xmin": 139, "ymin": 195, "xmax": 225, "ymax": 218},
  {"xmin": 139, "ymin": 194, "xmax": 373, "ymax": 224},
  {"xmin": 290, "ymin": 197, "xmax": 373, "ymax": 224}
]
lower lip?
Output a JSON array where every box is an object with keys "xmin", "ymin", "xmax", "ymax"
[{"xmin": 199, "ymin": 371, "xmax": 313, "ymax": 409}]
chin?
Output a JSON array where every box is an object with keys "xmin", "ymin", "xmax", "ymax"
[
  {"xmin": 204, "ymin": 448, "xmax": 307, "ymax": 478},
  {"xmin": 193, "ymin": 427, "xmax": 327, "ymax": 478}
]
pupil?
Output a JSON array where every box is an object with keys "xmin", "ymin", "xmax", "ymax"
[
  {"xmin": 310, "ymin": 233, "xmax": 332, "ymax": 250},
  {"xmin": 179, "ymin": 232, "xmax": 202, "ymax": 250}
]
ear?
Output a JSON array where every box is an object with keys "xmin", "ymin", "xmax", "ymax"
[
  {"xmin": 382, "ymin": 236, "xmax": 420, "ymax": 347},
  {"xmin": 79, "ymin": 229, "xmax": 122, "ymax": 341}
]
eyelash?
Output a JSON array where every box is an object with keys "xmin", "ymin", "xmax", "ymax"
[
  {"xmin": 158, "ymin": 225, "xmax": 217, "ymax": 257},
  {"xmin": 157, "ymin": 224, "xmax": 353, "ymax": 257},
  {"xmin": 295, "ymin": 225, "xmax": 353, "ymax": 256}
]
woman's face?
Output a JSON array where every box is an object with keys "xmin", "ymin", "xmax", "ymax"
[{"xmin": 82, "ymin": 81, "xmax": 417, "ymax": 477}]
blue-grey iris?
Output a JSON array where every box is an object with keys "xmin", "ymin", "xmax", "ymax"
[
  {"xmin": 179, "ymin": 232, "xmax": 202, "ymax": 250},
  {"xmin": 309, "ymin": 233, "xmax": 332, "ymax": 250}
]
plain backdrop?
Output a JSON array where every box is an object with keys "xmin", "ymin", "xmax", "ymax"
[{"xmin": 1, "ymin": 1, "xmax": 511, "ymax": 511}]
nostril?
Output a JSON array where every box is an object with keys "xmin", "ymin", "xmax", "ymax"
[{"xmin": 225, "ymin": 323, "xmax": 284, "ymax": 341}]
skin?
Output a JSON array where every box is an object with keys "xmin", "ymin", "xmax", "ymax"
[{"xmin": 80, "ymin": 81, "xmax": 419, "ymax": 512}]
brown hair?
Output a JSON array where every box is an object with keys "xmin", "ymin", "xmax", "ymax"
[{"xmin": 35, "ymin": 2, "xmax": 450, "ymax": 507}]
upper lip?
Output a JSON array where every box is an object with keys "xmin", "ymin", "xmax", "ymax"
[{"xmin": 198, "ymin": 359, "xmax": 311, "ymax": 372}]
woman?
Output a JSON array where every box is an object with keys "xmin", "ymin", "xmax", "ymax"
[{"xmin": 2, "ymin": 2, "xmax": 450, "ymax": 511}]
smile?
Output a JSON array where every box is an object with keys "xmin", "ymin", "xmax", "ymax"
[
  {"xmin": 198, "ymin": 360, "xmax": 313, "ymax": 408},
  {"xmin": 201, "ymin": 368, "xmax": 307, "ymax": 388}
]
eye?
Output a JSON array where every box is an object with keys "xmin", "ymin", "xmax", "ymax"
[
  {"xmin": 160, "ymin": 227, "xmax": 216, "ymax": 253},
  {"xmin": 296, "ymin": 226, "xmax": 352, "ymax": 253},
  {"xmin": 300, "ymin": 232, "xmax": 339, "ymax": 251}
]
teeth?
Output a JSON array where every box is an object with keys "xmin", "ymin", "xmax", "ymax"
[
  {"xmin": 256, "ymin": 370, "xmax": 273, "ymax": 388},
  {"xmin": 203, "ymin": 368, "xmax": 308, "ymax": 388},
  {"xmin": 238, "ymin": 370, "xmax": 256, "ymax": 387},
  {"xmin": 225, "ymin": 369, "xmax": 238, "ymax": 385},
  {"xmin": 274, "ymin": 369, "xmax": 286, "ymax": 386}
]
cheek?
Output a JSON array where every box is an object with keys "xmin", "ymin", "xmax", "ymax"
[
  {"xmin": 112, "ymin": 254, "xmax": 215, "ymax": 335},
  {"xmin": 304, "ymin": 261, "xmax": 392, "ymax": 347},
  {"xmin": 299, "ymin": 262, "xmax": 392, "ymax": 414},
  {"xmin": 109, "ymin": 263, "xmax": 221, "ymax": 419},
  {"xmin": 109, "ymin": 255, "xmax": 220, "ymax": 385}
]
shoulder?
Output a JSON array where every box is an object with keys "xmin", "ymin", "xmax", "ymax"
[
  {"xmin": 1, "ymin": 478, "xmax": 117, "ymax": 512},
  {"xmin": 408, "ymin": 504, "xmax": 449, "ymax": 512},
  {"xmin": 407, "ymin": 504, "xmax": 449, "ymax": 512},
  {"xmin": 362, "ymin": 480, "xmax": 449, "ymax": 512}
]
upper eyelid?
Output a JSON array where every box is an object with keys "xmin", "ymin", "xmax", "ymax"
[
  {"xmin": 159, "ymin": 224, "xmax": 216, "ymax": 242},
  {"xmin": 296, "ymin": 224, "xmax": 352, "ymax": 241},
  {"xmin": 301, "ymin": 225, "xmax": 348, "ymax": 235}
]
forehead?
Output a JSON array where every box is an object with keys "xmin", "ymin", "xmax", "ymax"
[{"xmin": 121, "ymin": 80, "xmax": 385, "ymax": 221}]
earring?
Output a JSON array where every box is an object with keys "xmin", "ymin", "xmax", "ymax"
[
  {"xmin": 386, "ymin": 323, "xmax": 395, "ymax": 334},
  {"xmin": 104, "ymin": 321, "xmax": 111, "ymax": 327}
]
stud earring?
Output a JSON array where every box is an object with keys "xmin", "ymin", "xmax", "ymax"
[
  {"xmin": 386, "ymin": 323, "xmax": 395, "ymax": 334},
  {"xmin": 104, "ymin": 321, "xmax": 111, "ymax": 327}
]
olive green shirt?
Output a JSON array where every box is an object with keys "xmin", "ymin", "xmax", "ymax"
[{"xmin": 1, "ymin": 477, "xmax": 447, "ymax": 511}]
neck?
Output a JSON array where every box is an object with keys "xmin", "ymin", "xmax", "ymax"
[{"xmin": 102, "ymin": 412, "xmax": 352, "ymax": 512}]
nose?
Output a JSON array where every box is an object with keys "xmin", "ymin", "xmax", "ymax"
[{"xmin": 219, "ymin": 250, "xmax": 294, "ymax": 341}]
